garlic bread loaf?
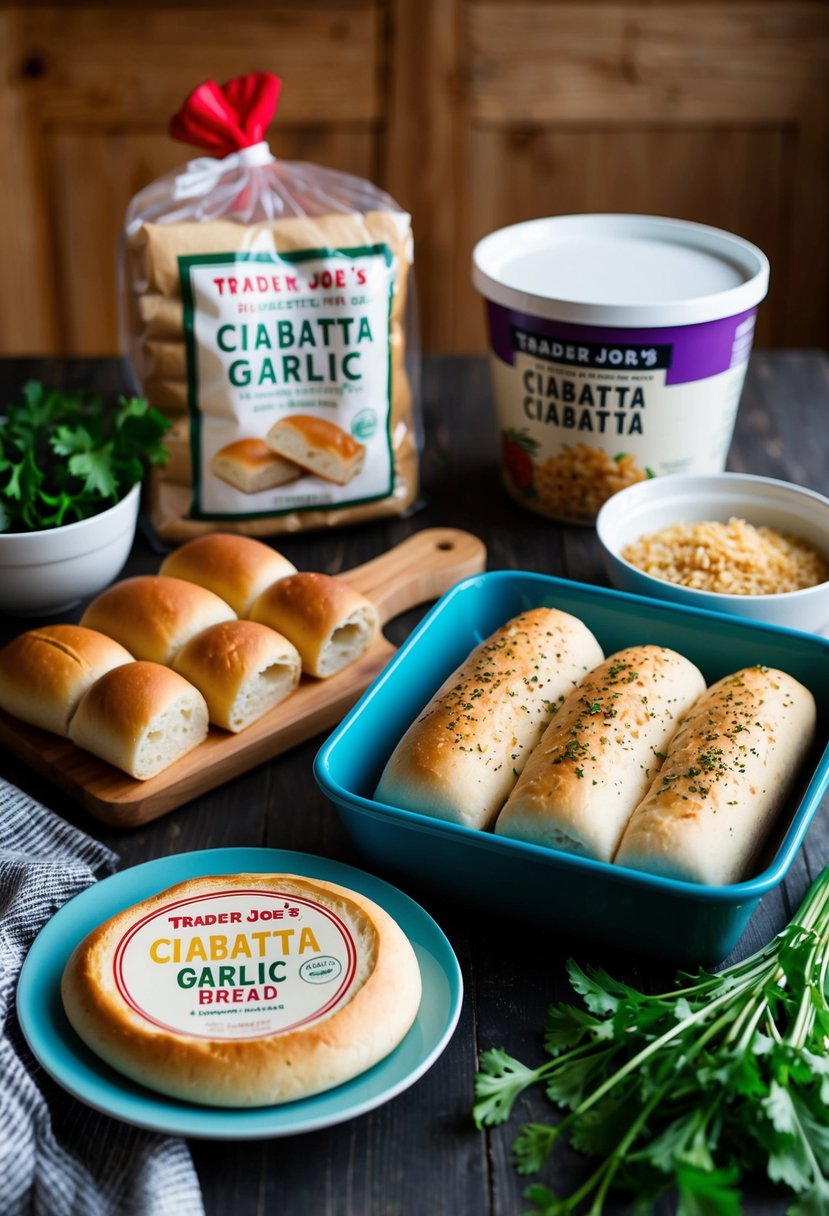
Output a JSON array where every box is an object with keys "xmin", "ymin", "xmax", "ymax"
[
  {"xmin": 265, "ymin": 415, "xmax": 365, "ymax": 485},
  {"xmin": 68, "ymin": 661, "xmax": 209, "ymax": 780},
  {"xmin": 210, "ymin": 438, "xmax": 301, "ymax": 493},
  {"xmin": 494, "ymin": 645, "xmax": 706, "ymax": 860},
  {"xmin": 614, "ymin": 665, "xmax": 817, "ymax": 885},
  {"xmin": 0, "ymin": 625, "xmax": 133, "ymax": 736},
  {"xmin": 160, "ymin": 532, "xmax": 297, "ymax": 617},
  {"xmin": 81, "ymin": 575, "xmax": 236, "ymax": 665},
  {"xmin": 374, "ymin": 607, "xmax": 605, "ymax": 831},
  {"xmin": 250, "ymin": 571, "xmax": 379, "ymax": 678},
  {"xmin": 172, "ymin": 620, "xmax": 301, "ymax": 732}
]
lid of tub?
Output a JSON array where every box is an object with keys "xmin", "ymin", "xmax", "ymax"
[{"xmin": 471, "ymin": 214, "xmax": 770, "ymax": 328}]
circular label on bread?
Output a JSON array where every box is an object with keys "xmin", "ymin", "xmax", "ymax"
[
  {"xmin": 114, "ymin": 887, "xmax": 359, "ymax": 1040},
  {"xmin": 61, "ymin": 873, "xmax": 423, "ymax": 1107}
]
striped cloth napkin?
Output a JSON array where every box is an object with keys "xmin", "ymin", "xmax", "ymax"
[{"xmin": 0, "ymin": 779, "xmax": 204, "ymax": 1216}]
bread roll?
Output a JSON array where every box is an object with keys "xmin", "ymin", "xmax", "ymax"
[
  {"xmin": 81, "ymin": 575, "xmax": 236, "ymax": 665},
  {"xmin": 210, "ymin": 438, "xmax": 301, "ymax": 492},
  {"xmin": 160, "ymin": 533, "xmax": 297, "ymax": 617},
  {"xmin": 68, "ymin": 661, "xmax": 209, "ymax": 779},
  {"xmin": 265, "ymin": 415, "xmax": 365, "ymax": 485},
  {"xmin": 250, "ymin": 572, "xmax": 379, "ymax": 677},
  {"xmin": 172, "ymin": 620, "xmax": 301, "ymax": 732},
  {"xmin": 494, "ymin": 645, "xmax": 706, "ymax": 860},
  {"xmin": 614, "ymin": 665, "xmax": 817, "ymax": 885},
  {"xmin": 61, "ymin": 872, "xmax": 422, "ymax": 1107},
  {"xmin": 0, "ymin": 625, "xmax": 133, "ymax": 736},
  {"xmin": 374, "ymin": 608, "xmax": 605, "ymax": 831}
]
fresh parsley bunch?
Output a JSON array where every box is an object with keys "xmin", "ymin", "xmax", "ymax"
[
  {"xmin": 474, "ymin": 868, "xmax": 829, "ymax": 1215},
  {"xmin": 0, "ymin": 381, "xmax": 170, "ymax": 532}
]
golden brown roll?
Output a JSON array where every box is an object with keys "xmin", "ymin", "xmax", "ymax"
[
  {"xmin": 614, "ymin": 665, "xmax": 817, "ymax": 885},
  {"xmin": 61, "ymin": 872, "xmax": 422, "ymax": 1107},
  {"xmin": 494, "ymin": 645, "xmax": 706, "ymax": 860},
  {"xmin": 81, "ymin": 575, "xmax": 236, "ymax": 665},
  {"xmin": 68, "ymin": 661, "xmax": 209, "ymax": 780},
  {"xmin": 249, "ymin": 571, "xmax": 379, "ymax": 677},
  {"xmin": 374, "ymin": 608, "xmax": 605, "ymax": 831},
  {"xmin": 0, "ymin": 625, "xmax": 133, "ymax": 736},
  {"xmin": 265, "ymin": 415, "xmax": 365, "ymax": 485},
  {"xmin": 172, "ymin": 620, "xmax": 302, "ymax": 732},
  {"xmin": 210, "ymin": 438, "xmax": 301, "ymax": 493},
  {"xmin": 159, "ymin": 533, "xmax": 297, "ymax": 618}
]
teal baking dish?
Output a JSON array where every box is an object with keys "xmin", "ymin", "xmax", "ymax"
[{"xmin": 314, "ymin": 572, "xmax": 829, "ymax": 964}]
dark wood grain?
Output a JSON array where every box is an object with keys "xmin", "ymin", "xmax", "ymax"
[{"xmin": 1, "ymin": 352, "xmax": 828, "ymax": 1216}]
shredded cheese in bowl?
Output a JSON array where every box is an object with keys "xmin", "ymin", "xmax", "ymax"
[{"xmin": 621, "ymin": 517, "xmax": 829, "ymax": 596}]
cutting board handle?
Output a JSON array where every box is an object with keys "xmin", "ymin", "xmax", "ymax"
[{"xmin": 342, "ymin": 527, "xmax": 486, "ymax": 625}]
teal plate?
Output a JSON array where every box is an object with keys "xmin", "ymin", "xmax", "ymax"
[{"xmin": 17, "ymin": 848, "xmax": 463, "ymax": 1140}]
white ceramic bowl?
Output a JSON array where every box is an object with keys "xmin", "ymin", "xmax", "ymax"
[
  {"xmin": 595, "ymin": 473, "xmax": 829, "ymax": 635},
  {"xmin": 0, "ymin": 482, "xmax": 141, "ymax": 616}
]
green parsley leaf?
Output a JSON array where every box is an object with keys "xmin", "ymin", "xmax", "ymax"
[
  {"xmin": 0, "ymin": 382, "xmax": 169, "ymax": 532},
  {"xmin": 522, "ymin": 1183, "xmax": 560, "ymax": 1215},
  {"xmin": 675, "ymin": 1163, "xmax": 743, "ymax": 1216},
  {"xmin": 472, "ymin": 863, "xmax": 829, "ymax": 1215},
  {"xmin": 787, "ymin": 1174, "xmax": 829, "ymax": 1216},
  {"xmin": 512, "ymin": 1123, "xmax": 560, "ymax": 1175},
  {"xmin": 473, "ymin": 1049, "xmax": 546, "ymax": 1128}
]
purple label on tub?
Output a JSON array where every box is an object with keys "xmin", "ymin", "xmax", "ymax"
[{"xmin": 488, "ymin": 302, "xmax": 757, "ymax": 386}]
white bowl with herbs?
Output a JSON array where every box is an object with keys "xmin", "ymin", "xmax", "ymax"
[
  {"xmin": 0, "ymin": 382, "xmax": 169, "ymax": 615},
  {"xmin": 596, "ymin": 472, "xmax": 829, "ymax": 635}
]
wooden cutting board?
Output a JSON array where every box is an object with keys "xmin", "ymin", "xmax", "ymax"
[{"xmin": 0, "ymin": 528, "xmax": 486, "ymax": 828}]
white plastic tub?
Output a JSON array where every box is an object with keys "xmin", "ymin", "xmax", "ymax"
[{"xmin": 472, "ymin": 214, "xmax": 769, "ymax": 525}]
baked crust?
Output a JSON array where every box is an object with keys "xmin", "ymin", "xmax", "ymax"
[
  {"xmin": 249, "ymin": 571, "xmax": 379, "ymax": 677},
  {"xmin": 172, "ymin": 619, "xmax": 301, "ymax": 731},
  {"xmin": 81, "ymin": 575, "xmax": 236, "ymax": 665},
  {"xmin": 374, "ymin": 607, "xmax": 605, "ymax": 831},
  {"xmin": 160, "ymin": 532, "xmax": 297, "ymax": 617},
  {"xmin": 265, "ymin": 415, "xmax": 365, "ymax": 485},
  {"xmin": 615, "ymin": 665, "xmax": 817, "ymax": 884},
  {"xmin": 0, "ymin": 624, "xmax": 132, "ymax": 736},
  {"xmin": 209, "ymin": 438, "xmax": 301, "ymax": 494},
  {"xmin": 61, "ymin": 873, "xmax": 423, "ymax": 1107},
  {"xmin": 68, "ymin": 660, "xmax": 209, "ymax": 779},
  {"xmin": 494, "ymin": 645, "xmax": 706, "ymax": 861}
]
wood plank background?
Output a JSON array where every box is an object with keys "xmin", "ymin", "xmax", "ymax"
[{"xmin": 0, "ymin": 0, "xmax": 827, "ymax": 356}]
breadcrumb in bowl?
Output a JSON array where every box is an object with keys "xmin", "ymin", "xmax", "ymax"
[
  {"xmin": 621, "ymin": 516, "xmax": 829, "ymax": 596},
  {"xmin": 596, "ymin": 473, "xmax": 829, "ymax": 634}
]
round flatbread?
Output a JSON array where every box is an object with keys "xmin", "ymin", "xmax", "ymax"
[{"xmin": 61, "ymin": 872, "xmax": 422, "ymax": 1107}]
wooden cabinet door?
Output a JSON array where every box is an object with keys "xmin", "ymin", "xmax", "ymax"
[
  {"xmin": 387, "ymin": 0, "xmax": 829, "ymax": 352},
  {"xmin": 0, "ymin": 3, "xmax": 384, "ymax": 356}
]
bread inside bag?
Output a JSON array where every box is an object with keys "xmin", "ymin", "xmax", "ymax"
[{"xmin": 122, "ymin": 155, "xmax": 419, "ymax": 542}]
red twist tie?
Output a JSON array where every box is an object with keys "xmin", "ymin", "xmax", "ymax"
[{"xmin": 170, "ymin": 72, "xmax": 281, "ymax": 156}]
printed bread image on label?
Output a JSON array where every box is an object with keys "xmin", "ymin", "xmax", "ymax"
[
  {"xmin": 265, "ymin": 415, "xmax": 366, "ymax": 486},
  {"xmin": 210, "ymin": 438, "xmax": 301, "ymax": 493}
]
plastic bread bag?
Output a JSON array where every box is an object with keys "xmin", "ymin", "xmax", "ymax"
[{"xmin": 119, "ymin": 72, "xmax": 421, "ymax": 543}]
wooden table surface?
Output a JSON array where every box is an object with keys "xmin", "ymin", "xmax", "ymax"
[{"xmin": 2, "ymin": 351, "xmax": 828, "ymax": 1216}]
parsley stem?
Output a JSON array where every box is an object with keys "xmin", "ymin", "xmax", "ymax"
[
  {"xmin": 559, "ymin": 1086, "xmax": 665, "ymax": 1215},
  {"xmin": 565, "ymin": 973, "xmax": 762, "ymax": 1126},
  {"xmin": 481, "ymin": 865, "xmax": 829, "ymax": 1215},
  {"xmin": 729, "ymin": 988, "xmax": 773, "ymax": 1050}
]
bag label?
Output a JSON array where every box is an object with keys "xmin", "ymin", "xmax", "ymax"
[
  {"xmin": 180, "ymin": 245, "xmax": 396, "ymax": 520},
  {"xmin": 114, "ymin": 888, "xmax": 359, "ymax": 1040}
]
